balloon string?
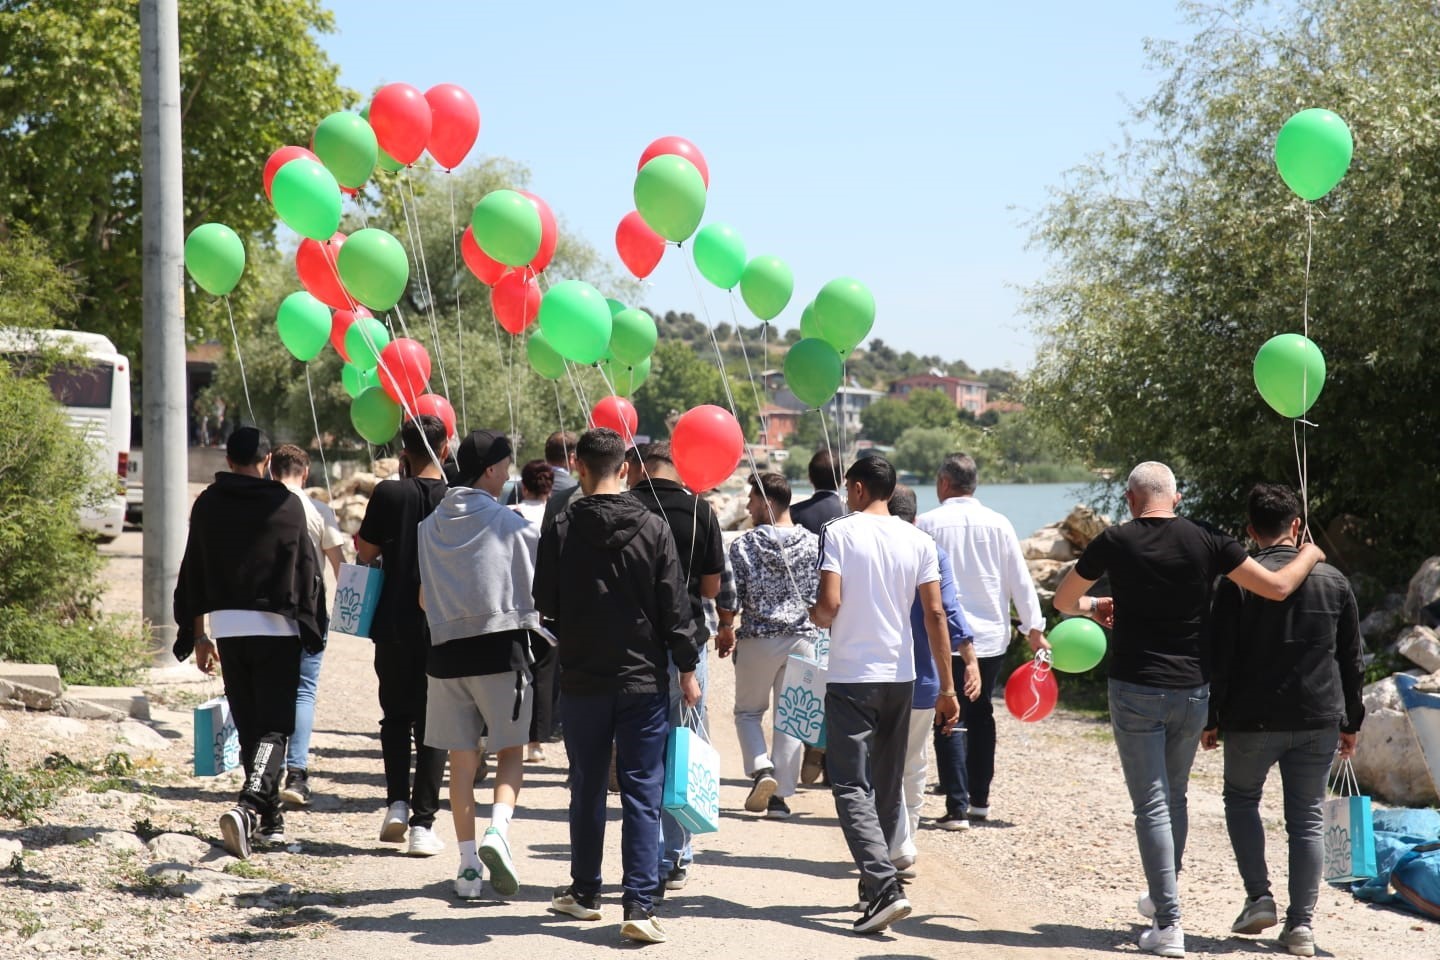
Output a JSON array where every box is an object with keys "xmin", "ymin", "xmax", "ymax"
[
  {"xmin": 222, "ymin": 296, "xmax": 255, "ymax": 426},
  {"xmin": 400, "ymin": 172, "xmax": 452, "ymax": 407},
  {"xmin": 487, "ymin": 305, "xmax": 517, "ymax": 442},
  {"xmin": 506, "ymin": 324, "xmax": 519, "ymax": 440},
  {"xmin": 1296, "ymin": 207, "xmax": 1314, "ymax": 540},
  {"xmin": 304, "ymin": 365, "xmax": 333, "ymax": 502},
  {"xmin": 448, "ymin": 175, "xmax": 468, "ymax": 435},
  {"xmin": 345, "ymin": 301, "xmax": 444, "ymax": 477},
  {"xmin": 727, "ymin": 292, "xmax": 771, "ymax": 455}
]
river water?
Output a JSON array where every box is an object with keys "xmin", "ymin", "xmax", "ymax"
[{"xmin": 787, "ymin": 481, "xmax": 1101, "ymax": 537}]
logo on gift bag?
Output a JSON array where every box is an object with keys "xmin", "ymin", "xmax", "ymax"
[
  {"xmin": 217, "ymin": 717, "xmax": 240, "ymax": 770},
  {"xmin": 335, "ymin": 585, "xmax": 362, "ymax": 632},
  {"xmin": 688, "ymin": 759, "xmax": 720, "ymax": 822},
  {"xmin": 778, "ymin": 685, "xmax": 824, "ymax": 743},
  {"xmin": 1324, "ymin": 823, "xmax": 1351, "ymax": 879}
]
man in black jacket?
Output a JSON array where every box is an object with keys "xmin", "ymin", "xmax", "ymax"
[
  {"xmin": 534, "ymin": 428, "xmax": 700, "ymax": 945},
  {"xmin": 790, "ymin": 448, "xmax": 844, "ymax": 536},
  {"xmin": 173, "ymin": 428, "xmax": 327, "ymax": 859},
  {"xmin": 1203, "ymin": 483, "xmax": 1365, "ymax": 958}
]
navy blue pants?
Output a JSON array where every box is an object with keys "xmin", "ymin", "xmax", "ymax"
[{"xmin": 562, "ymin": 691, "xmax": 670, "ymax": 912}]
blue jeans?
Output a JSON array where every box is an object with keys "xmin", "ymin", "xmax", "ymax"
[
  {"xmin": 661, "ymin": 646, "xmax": 708, "ymax": 875},
  {"xmin": 562, "ymin": 691, "xmax": 669, "ymax": 912},
  {"xmin": 933, "ymin": 716, "xmax": 969, "ymax": 818},
  {"xmin": 1109, "ymin": 679, "xmax": 1209, "ymax": 928},
  {"xmin": 1223, "ymin": 727, "xmax": 1338, "ymax": 927},
  {"xmin": 286, "ymin": 647, "xmax": 323, "ymax": 772}
]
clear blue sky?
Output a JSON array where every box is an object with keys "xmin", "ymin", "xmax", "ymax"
[{"xmin": 318, "ymin": 1, "xmax": 1195, "ymax": 373}]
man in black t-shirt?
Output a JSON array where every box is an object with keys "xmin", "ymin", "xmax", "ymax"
[
  {"xmin": 357, "ymin": 415, "xmax": 450, "ymax": 857},
  {"xmin": 1053, "ymin": 461, "xmax": 1323, "ymax": 959}
]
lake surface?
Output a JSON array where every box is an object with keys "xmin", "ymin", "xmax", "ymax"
[{"xmin": 787, "ymin": 481, "xmax": 1100, "ymax": 537}]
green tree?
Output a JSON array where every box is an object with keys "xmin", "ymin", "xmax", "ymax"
[
  {"xmin": 860, "ymin": 388, "xmax": 957, "ymax": 443},
  {"xmin": 633, "ymin": 340, "xmax": 757, "ymax": 440},
  {"xmin": 1024, "ymin": 0, "xmax": 1440, "ymax": 578},
  {"xmin": 893, "ymin": 426, "xmax": 965, "ymax": 475}
]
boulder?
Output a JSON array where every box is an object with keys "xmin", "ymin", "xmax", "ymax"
[
  {"xmin": 304, "ymin": 485, "xmax": 330, "ymax": 504},
  {"xmin": 705, "ymin": 493, "xmax": 750, "ymax": 532},
  {"xmin": 336, "ymin": 497, "xmax": 368, "ymax": 535},
  {"xmin": 145, "ymin": 862, "xmax": 269, "ymax": 900},
  {"xmin": 1021, "ymin": 527, "xmax": 1076, "ymax": 562},
  {"xmin": 1352, "ymin": 674, "xmax": 1440, "ymax": 806},
  {"xmin": 0, "ymin": 837, "xmax": 22, "ymax": 864},
  {"xmin": 1397, "ymin": 625, "xmax": 1440, "ymax": 673},
  {"xmin": 51, "ymin": 698, "xmax": 125, "ymax": 722},
  {"xmin": 1059, "ymin": 505, "xmax": 1109, "ymax": 550},
  {"xmin": 96, "ymin": 830, "xmax": 148, "ymax": 856},
  {"xmin": 115, "ymin": 720, "xmax": 171, "ymax": 754},
  {"xmin": 1403, "ymin": 556, "xmax": 1440, "ymax": 624},
  {"xmin": 147, "ymin": 833, "xmax": 214, "ymax": 865},
  {"xmin": 0, "ymin": 678, "xmax": 56, "ymax": 711},
  {"xmin": 346, "ymin": 471, "xmax": 379, "ymax": 497},
  {"xmin": 32, "ymin": 716, "xmax": 88, "ymax": 739},
  {"xmin": 1359, "ymin": 606, "xmax": 1404, "ymax": 643},
  {"xmin": 65, "ymin": 685, "xmax": 148, "ymax": 719},
  {"xmin": 0, "ymin": 663, "xmax": 62, "ymax": 696},
  {"xmin": 373, "ymin": 457, "xmax": 400, "ymax": 480}
]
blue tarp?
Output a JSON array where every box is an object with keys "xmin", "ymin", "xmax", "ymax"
[{"xmin": 1346, "ymin": 808, "xmax": 1440, "ymax": 919}]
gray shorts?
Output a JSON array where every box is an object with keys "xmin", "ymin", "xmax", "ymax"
[{"xmin": 424, "ymin": 671, "xmax": 533, "ymax": 753}]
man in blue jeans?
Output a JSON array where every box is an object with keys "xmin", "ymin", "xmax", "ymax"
[
  {"xmin": 1054, "ymin": 462, "xmax": 1324, "ymax": 959},
  {"xmin": 1202, "ymin": 483, "xmax": 1365, "ymax": 958}
]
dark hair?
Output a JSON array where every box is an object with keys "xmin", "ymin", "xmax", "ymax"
[
  {"xmin": 521, "ymin": 459, "xmax": 554, "ymax": 498},
  {"xmin": 545, "ymin": 431, "xmax": 578, "ymax": 466},
  {"xmin": 641, "ymin": 440, "xmax": 674, "ymax": 467},
  {"xmin": 748, "ymin": 471, "xmax": 792, "ymax": 511},
  {"xmin": 808, "ymin": 449, "xmax": 838, "ymax": 491},
  {"xmin": 845, "ymin": 455, "xmax": 896, "ymax": 500},
  {"xmin": 402, "ymin": 414, "xmax": 447, "ymax": 462},
  {"xmin": 1248, "ymin": 482, "xmax": 1301, "ymax": 539},
  {"xmin": 939, "ymin": 452, "xmax": 978, "ymax": 494},
  {"xmin": 577, "ymin": 428, "xmax": 626, "ymax": 478},
  {"xmin": 887, "ymin": 483, "xmax": 918, "ymax": 522},
  {"xmin": 269, "ymin": 443, "xmax": 309, "ymax": 480},
  {"xmin": 226, "ymin": 427, "xmax": 270, "ymax": 467}
]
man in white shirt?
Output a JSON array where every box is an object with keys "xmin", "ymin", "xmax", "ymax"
[
  {"xmin": 809, "ymin": 456, "xmax": 965, "ymax": 936},
  {"xmin": 917, "ymin": 453, "xmax": 1047, "ymax": 822}
]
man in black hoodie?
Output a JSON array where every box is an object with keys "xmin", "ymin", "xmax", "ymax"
[
  {"xmin": 173, "ymin": 428, "xmax": 327, "ymax": 860},
  {"xmin": 534, "ymin": 428, "xmax": 700, "ymax": 945}
]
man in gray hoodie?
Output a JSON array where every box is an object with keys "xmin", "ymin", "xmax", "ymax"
[{"xmin": 417, "ymin": 429, "xmax": 544, "ymax": 902}]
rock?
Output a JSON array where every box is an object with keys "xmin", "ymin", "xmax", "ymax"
[
  {"xmin": 1397, "ymin": 625, "xmax": 1440, "ymax": 673},
  {"xmin": 1352, "ymin": 674, "xmax": 1440, "ymax": 806},
  {"xmin": 705, "ymin": 493, "xmax": 750, "ymax": 532},
  {"xmin": 96, "ymin": 831, "xmax": 148, "ymax": 856},
  {"xmin": 0, "ymin": 679, "xmax": 56, "ymax": 711},
  {"xmin": 0, "ymin": 838, "xmax": 23, "ymax": 864},
  {"xmin": 1359, "ymin": 607, "xmax": 1404, "ymax": 643},
  {"xmin": 65, "ymin": 686, "xmax": 149, "ymax": 720},
  {"xmin": 1403, "ymin": 556, "xmax": 1440, "ymax": 624},
  {"xmin": 346, "ymin": 471, "xmax": 379, "ymax": 496},
  {"xmin": 1059, "ymin": 505, "xmax": 1109, "ymax": 550},
  {"xmin": 1027, "ymin": 559, "xmax": 1073, "ymax": 593},
  {"xmin": 373, "ymin": 457, "xmax": 400, "ymax": 480},
  {"xmin": 145, "ymin": 862, "xmax": 269, "ymax": 899},
  {"xmin": 64, "ymin": 826, "xmax": 99, "ymax": 843},
  {"xmin": 304, "ymin": 485, "xmax": 330, "ymax": 503},
  {"xmin": 115, "ymin": 720, "xmax": 171, "ymax": 754},
  {"xmin": 32, "ymin": 716, "xmax": 87, "ymax": 739},
  {"xmin": 52, "ymin": 698, "xmax": 125, "ymax": 721},
  {"xmin": 0, "ymin": 663, "xmax": 62, "ymax": 696},
  {"xmin": 196, "ymin": 847, "xmax": 238, "ymax": 871},
  {"xmin": 336, "ymin": 499, "xmax": 367, "ymax": 535},
  {"xmin": 1021, "ymin": 528, "xmax": 1076, "ymax": 562},
  {"xmin": 147, "ymin": 833, "xmax": 214, "ymax": 865}
]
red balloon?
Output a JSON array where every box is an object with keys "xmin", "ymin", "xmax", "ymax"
[
  {"xmin": 615, "ymin": 211, "xmax": 666, "ymax": 280},
  {"xmin": 461, "ymin": 226, "xmax": 508, "ymax": 285},
  {"xmin": 330, "ymin": 307, "xmax": 371, "ymax": 361},
  {"xmin": 491, "ymin": 271, "xmax": 541, "ymax": 335},
  {"xmin": 1004, "ymin": 659, "xmax": 1059, "ymax": 723},
  {"xmin": 424, "ymin": 83, "xmax": 480, "ymax": 170},
  {"xmin": 638, "ymin": 136, "xmax": 710, "ymax": 189},
  {"xmin": 378, "ymin": 337, "xmax": 432, "ymax": 410},
  {"xmin": 296, "ymin": 232, "xmax": 350, "ymax": 309},
  {"xmin": 368, "ymin": 83, "xmax": 432, "ymax": 165},
  {"xmin": 264, "ymin": 145, "xmax": 319, "ymax": 201},
  {"xmin": 408, "ymin": 393, "xmax": 457, "ymax": 440},
  {"xmin": 590, "ymin": 396, "xmax": 639, "ymax": 440},
  {"xmin": 670, "ymin": 405, "xmax": 743, "ymax": 492},
  {"xmin": 519, "ymin": 191, "xmax": 558, "ymax": 273}
]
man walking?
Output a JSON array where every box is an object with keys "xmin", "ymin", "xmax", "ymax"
[
  {"xmin": 1054, "ymin": 462, "xmax": 1325, "ymax": 958},
  {"xmin": 790, "ymin": 449, "xmax": 844, "ymax": 535},
  {"xmin": 917, "ymin": 452, "xmax": 1047, "ymax": 823},
  {"xmin": 508, "ymin": 430, "xmax": 578, "ymax": 506},
  {"xmin": 418, "ymin": 429, "xmax": 544, "ymax": 902},
  {"xmin": 534, "ymin": 428, "xmax": 700, "ymax": 944},
  {"xmin": 1202, "ymin": 483, "xmax": 1365, "ymax": 958},
  {"xmin": 809, "ymin": 456, "xmax": 964, "ymax": 935},
  {"xmin": 173, "ymin": 428, "xmax": 327, "ymax": 859}
]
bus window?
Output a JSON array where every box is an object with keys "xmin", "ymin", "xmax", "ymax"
[{"xmin": 47, "ymin": 362, "xmax": 115, "ymax": 409}]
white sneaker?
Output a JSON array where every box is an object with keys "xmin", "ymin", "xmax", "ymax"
[
  {"xmin": 525, "ymin": 743, "xmax": 545, "ymax": 763},
  {"xmin": 478, "ymin": 827, "xmax": 518, "ymax": 895},
  {"xmin": 1139, "ymin": 921, "xmax": 1185, "ymax": 958},
  {"xmin": 379, "ymin": 801, "xmax": 409, "ymax": 843},
  {"xmin": 454, "ymin": 863, "xmax": 484, "ymax": 900},
  {"xmin": 1138, "ymin": 893, "xmax": 1156, "ymax": 919},
  {"xmin": 407, "ymin": 825, "xmax": 444, "ymax": 856}
]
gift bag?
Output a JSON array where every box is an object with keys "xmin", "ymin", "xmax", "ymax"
[
  {"xmin": 1323, "ymin": 758, "xmax": 1378, "ymax": 883},
  {"xmin": 193, "ymin": 695, "xmax": 240, "ymax": 777},
  {"xmin": 663, "ymin": 710, "xmax": 721, "ymax": 834},
  {"xmin": 812, "ymin": 629, "xmax": 831, "ymax": 669},
  {"xmin": 331, "ymin": 562, "xmax": 383, "ymax": 638},
  {"xmin": 775, "ymin": 654, "xmax": 828, "ymax": 748}
]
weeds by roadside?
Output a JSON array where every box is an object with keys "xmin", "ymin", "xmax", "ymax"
[{"xmin": 0, "ymin": 751, "xmax": 150, "ymax": 823}]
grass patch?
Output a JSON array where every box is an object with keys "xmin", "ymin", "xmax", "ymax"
[
  {"xmin": 224, "ymin": 859, "xmax": 269, "ymax": 880},
  {"xmin": 0, "ymin": 751, "xmax": 149, "ymax": 823}
]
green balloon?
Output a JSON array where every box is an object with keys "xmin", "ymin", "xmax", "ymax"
[
  {"xmin": 601, "ymin": 355, "xmax": 651, "ymax": 398},
  {"xmin": 271, "ymin": 158, "xmax": 342, "ymax": 241},
  {"xmin": 361, "ymin": 104, "xmax": 405, "ymax": 173},
  {"xmin": 526, "ymin": 329, "xmax": 567, "ymax": 380},
  {"xmin": 538, "ymin": 280, "xmax": 612, "ymax": 364},
  {"xmin": 1274, "ymin": 108, "xmax": 1353, "ymax": 202},
  {"xmin": 609, "ymin": 308, "xmax": 657, "ymax": 366},
  {"xmin": 814, "ymin": 277, "xmax": 875, "ymax": 353},
  {"xmin": 605, "ymin": 298, "xmax": 628, "ymax": 318},
  {"xmin": 799, "ymin": 300, "xmax": 822, "ymax": 340},
  {"xmin": 341, "ymin": 362, "xmax": 382, "ymax": 398},
  {"xmin": 692, "ymin": 222, "xmax": 746, "ymax": 289},
  {"xmin": 1047, "ymin": 617, "xmax": 1108, "ymax": 673},
  {"xmin": 784, "ymin": 338, "xmax": 844, "ymax": 408},
  {"xmin": 634, "ymin": 155, "xmax": 706, "ymax": 242},
  {"xmin": 275, "ymin": 291, "xmax": 332, "ymax": 362},
  {"xmin": 337, "ymin": 228, "xmax": 409, "ymax": 311},
  {"xmin": 471, "ymin": 189, "xmax": 542, "ymax": 267},
  {"xmin": 313, "ymin": 111, "xmax": 377, "ymax": 189},
  {"xmin": 740, "ymin": 256, "xmax": 793, "ymax": 321},
  {"xmin": 184, "ymin": 222, "xmax": 245, "ymax": 297},
  {"xmin": 345, "ymin": 315, "xmax": 391, "ymax": 370},
  {"xmin": 1253, "ymin": 333, "xmax": 1326, "ymax": 418},
  {"xmin": 351, "ymin": 385, "xmax": 401, "ymax": 444}
]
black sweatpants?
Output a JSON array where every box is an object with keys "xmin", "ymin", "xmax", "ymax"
[
  {"xmin": 374, "ymin": 640, "xmax": 446, "ymax": 828},
  {"xmin": 216, "ymin": 636, "xmax": 302, "ymax": 816}
]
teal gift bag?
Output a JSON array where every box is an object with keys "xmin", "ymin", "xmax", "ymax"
[
  {"xmin": 193, "ymin": 694, "xmax": 240, "ymax": 777},
  {"xmin": 1323, "ymin": 758, "xmax": 1378, "ymax": 883},
  {"xmin": 774, "ymin": 654, "xmax": 827, "ymax": 748},
  {"xmin": 331, "ymin": 562, "xmax": 383, "ymax": 638},
  {"xmin": 663, "ymin": 708, "xmax": 720, "ymax": 834}
]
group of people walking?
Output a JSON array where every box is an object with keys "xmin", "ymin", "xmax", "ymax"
[{"xmin": 173, "ymin": 424, "xmax": 1364, "ymax": 955}]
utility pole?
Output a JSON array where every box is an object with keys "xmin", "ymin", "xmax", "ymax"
[{"xmin": 139, "ymin": 0, "xmax": 186, "ymax": 663}]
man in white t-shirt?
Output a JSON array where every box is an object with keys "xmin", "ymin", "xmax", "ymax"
[
  {"xmin": 809, "ymin": 455, "xmax": 966, "ymax": 936},
  {"xmin": 917, "ymin": 452, "xmax": 1047, "ymax": 821}
]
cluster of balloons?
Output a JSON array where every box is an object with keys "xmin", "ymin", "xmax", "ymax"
[
  {"xmin": 1004, "ymin": 618, "xmax": 1108, "ymax": 723},
  {"xmin": 784, "ymin": 277, "xmax": 877, "ymax": 408}
]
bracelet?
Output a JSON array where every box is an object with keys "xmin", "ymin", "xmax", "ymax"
[
  {"xmin": 194, "ymin": 635, "xmax": 214, "ymax": 645},
  {"xmin": 938, "ymin": 690, "xmax": 958, "ymax": 698}
]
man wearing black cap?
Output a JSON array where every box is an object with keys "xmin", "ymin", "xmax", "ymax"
[
  {"xmin": 173, "ymin": 427, "xmax": 327, "ymax": 859},
  {"xmin": 417, "ymin": 429, "xmax": 546, "ymax": 901}
]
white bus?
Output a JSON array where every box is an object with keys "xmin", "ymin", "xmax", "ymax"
[{"xmin": 1, "ymin": 328, "xmax": 131, "ymax": 541}]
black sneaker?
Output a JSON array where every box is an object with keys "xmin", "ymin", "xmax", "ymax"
[
  {"xmin": 219, "ymin": 806, "xmax": 256, "ymax": 859},
  {"xmin": 935, "ymin": 813, "xmax": 971, "ymax": 831},
  {"xmin": 279, "ymin": 769, "xmax": 311, "ymax": 808},
  {"xmin": 550, "ymin": 885, "xmax": 602, "ymax": 920},
  {"xmin": 854, "ymin": 880, "xmax": 912, "ymax": 935},
  {"xmin": 745, "ymin": 767, "xmax": 778, "ymax": 812},
  {"xmin": 664, "ymin": 864, "xmax": 688, "ymax": 890},
  {"xmin": 256, "ymin": 808, "xmax": 286, "ymax": 846},
  {"xmin": 766, "ymin": 795, "xmax": 792, "ymax": 819},
  {"xmin": 620, "ymin": 903, "xmax": 668, "ymax": 943}
]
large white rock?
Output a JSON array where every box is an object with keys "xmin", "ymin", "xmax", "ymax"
[
  {"xmin": 1352, "ymin": 674, "xmax": 1440, "ymax": 805},
  {"xmin": 1403, "ymin": 556, "xmax": 1440, "ymax": 623},
  {"xmin": 1021, "ymin": 527, "xmax": 1076, "ymax": 562},
  {"xmin": 0, "ymin": 678, "xmax": 56, "ymax": 710},
  {"xmin": 33, "ymin": 716, "xmax": 88, "ymax": 739},
  {"xmin": 1059, "ymin": 505, "xmax": 1110, "ymax": 550},
  {"xmin": 115, "ymin": 720, "xmax": 171, "ymax": 754},
  {"xmin": 346, "ymin": 471, "xmax": 379, "ymax": 496},
  {"xmin": 1397, "ymin": 625, "xmax": 1440, "ymax": 673},
  {"xmin": 0, "ymin": 663, "xmax": 62, "ymax": 696},
  {"xmin": 145, "ymin": 862, "xmax": 269, "ymax": 900},
  {"xmin": 0, "ymin": 837, "xmax": 22, "ymax": 863},
  {"xmin": 96, "ymin": 831, "xmax": 148, "ymax": 856},
  {"xmin": 147, "ymin": 833, "xmax": 214, "ymax": 865}
]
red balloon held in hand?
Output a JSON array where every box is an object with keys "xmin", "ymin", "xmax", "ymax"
[
  {"xmin": 615, "ymin": 211, "xmax": 666, "ymax": 279},
  {"xmin": 520, "ymin": 191, "xmax": 558, "ymax": 273},
  {"xmin": 1005, "ymin": 657, "xmax": 1059, "ymax": 723},
  {"xmin": 408, "ymin": 393, "xmax": 457, "ymax": 440},
  {"xmin": 638, "ymin": 136, "xmax": 710, "ymax": 188},
  {"xmin": 670, "ymin": 405, "xmax": 743, "ymax": 492},
  {"xmin": 491, "ymin": 271, "xmax": 541, "ymax": 334},
  {"xmin": 330, "ymin": 306, "xmax": 371, "ymax": 361},
  {"xmin": 461, "ymin": 226, "xmax": 508, "ymax": 285},
  {"xmin": 590, "ymin": 396, "xmax": 638, "ymax": 440},
  {"xmin": 378, "ymin": 337, "xmax": 431, "ymax": 410},
  {"xmin": 368, "ymin": 83, "xmax": 432, "ymax": 165},
  {"xmin": 424, "ymin": 83, "xmax": 480, "ymax": 170},
  {"xmin": 263, "ymin": 145, "xmax": 319, "ymax": 201},
  {"xmin": 296, "ymin": 232, "xmax": 349, "ymax": 309}
]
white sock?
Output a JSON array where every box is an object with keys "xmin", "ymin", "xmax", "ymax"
[
  {"xmin": 458, "ymin": 839, "xmax": 480, "ymax": 868},
  {"xmin": 491, "ymin": 802, "xmax": 514, "ymax": 837}
]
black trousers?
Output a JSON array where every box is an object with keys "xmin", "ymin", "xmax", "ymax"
[
  {"xmin": 528, "ymin": 646, "xmax": 559, "ymax": 743},
  {"xmin": 959, "ymin": 654, "xmax": 1006, "ymax": 808},
  {"xmin": 373, "ymin": 640, "xmax": 446, "ymax": 827},
  {"xmin": 217, "ymin": 636, "xmax": 301, "ymax": 816}
]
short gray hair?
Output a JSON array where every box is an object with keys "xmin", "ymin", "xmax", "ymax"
[
  {"xmin": 938, "ymin": 453, "xmax": 977, "ymax": 494},
  {"xmin": 887, "ymin": 483, "xmax": 918, "ymax": 523},
  {"xmin": 1127, "ymin": 461, "xmax": 1177, "ymax": 499}
]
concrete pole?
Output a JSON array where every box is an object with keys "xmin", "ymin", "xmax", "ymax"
[{"xmin": 139, "ymin": 0, "xmax": 187, "ymax": 663}]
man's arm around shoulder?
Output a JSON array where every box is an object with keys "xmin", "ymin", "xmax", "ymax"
[{"xmin": 1226, "ymin": 543, "xmax": 1325, "ymax": 600}]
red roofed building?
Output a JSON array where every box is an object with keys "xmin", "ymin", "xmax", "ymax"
[{"xmin": 890, "ymin": 373, "xmax": 989, "ymax": 415}]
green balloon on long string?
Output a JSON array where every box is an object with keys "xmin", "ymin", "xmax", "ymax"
[
  {"xmin": 601, "ymin": 355, "xmax": 651, "ymax": 398},
  {"xmin": 609, "ymin": 308, "xmax": 657, "ymax": 366},
  {"xmin": 337, "ymin": 228, "xmax": 410, "ymax": 311},
  {"xmin": 633, "ymin": 155, "xmax": 707, "ymax": 242},
  {"xmin": 799, "ymin": 300, "xmax": 822, "ymax": 341},
  {"xmin": 271, "ymin": 159, "xmax": 342, "ymax": 241},
  {"xmin": 784, "ymin": 338, "xmax": 844, "ymax": 408},
  {"xmin": 692, "ymin": 223, "xmax": 746, "ymax": 289},
  {"xmin": 345, "ymin": 315, "xmax": 391, "ymax": 370},
  {"xmin": 538, "ymin": 280, "xmax": 612, "ymax": 364},
  {"xmin": 740, "ymin": 256, "xmax": 793, "ymax": 321},
  {"xmin": 527, "ymin": 329, "xmax": 567, "ymax": 381},
  {"xmin": 275, "ymin": 291, "xmax": 332, "ymax": 361},
  {"xmin": 471, "ymin": 189, "xmax": 543, "ymax": 267},
  {"xmin": 184, "ymin": 223, "xmax": 246, "ymax": 297},
  {"xmin": 1253, "ymin": 333, "xmax": 1326, "ymax": 418},
  {"xmin": 1274, "ymin": 108, "xmax": 1353, "ymax": 202},
  {"xmin": 312, "ymin": 112, "xmax": 377, "ymax": 189},
  {"xmin": 814, "ymin": 277, "xmax": 875, "ymax": 353},
  {"xmin": 351, "ymin": 386, "xmax": 401, "ymax": 444},
  {"xmin": 341, "ymin": 362, "xmax": 382, "ymax": 398}
]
